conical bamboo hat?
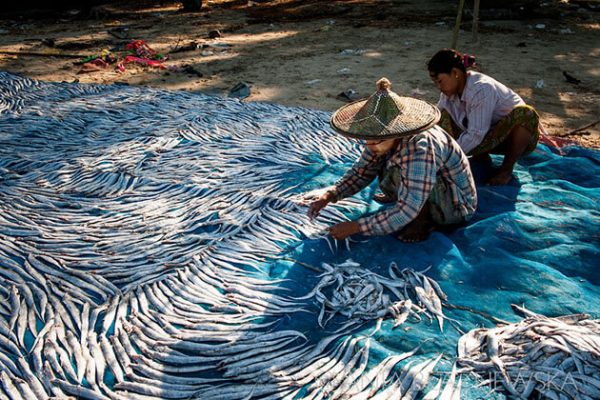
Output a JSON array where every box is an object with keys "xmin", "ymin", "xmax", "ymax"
[{"xmin": 330, "ymin": 78, "xmax": 440, "ymax": 139}]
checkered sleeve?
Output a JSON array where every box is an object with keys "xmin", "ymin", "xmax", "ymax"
[
  {"xmin": 330, "ymin": 147, "xmax": 384, "ymax": 201},
  {"xmin": 357, "ymin": 136, "xmax": 437, "ymax": 236}
]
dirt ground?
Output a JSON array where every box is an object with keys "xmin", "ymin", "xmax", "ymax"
[{"xmin": 0, "ymin": 0, "xmax": 598, "ymax": 147}]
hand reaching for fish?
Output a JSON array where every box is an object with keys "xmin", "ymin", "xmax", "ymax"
[
  {"xmin": 329, "ymin": 220, "xmax": 360, "ymax": 240},
  {"xmin": 307, "ymin": 190, "xmax": 336, "ymax": 219}
]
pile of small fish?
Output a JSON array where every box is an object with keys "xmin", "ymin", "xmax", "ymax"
[
  {"xmin": 0, "ymin": 72, "xmax": 458, "ymax": 400},
  {"xmin": 300, "ymin": 259, "xmax": 452, "ymax": 332},
  {"xmin": 457, "ymin": 305, "xmax": 600, "ymax": 399}
]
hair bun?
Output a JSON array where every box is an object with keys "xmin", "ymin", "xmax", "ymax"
[
  {"xmin": 376, "ymin": 78, "xmax": 392, "ymax": 91},
  {"xmin": 463, "ymin": 53, "xmax": 476, "ymax": 69}
]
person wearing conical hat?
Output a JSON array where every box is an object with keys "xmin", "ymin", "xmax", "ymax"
[{"xmin": 308, "ymin": 78, "xmax": 477, "ymax": 242}]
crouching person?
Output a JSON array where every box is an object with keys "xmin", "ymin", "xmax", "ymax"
[
  {"xmin": 308, "ymin": 78, "xmax": 477, "ymax": 243},
  {"xmin": 428, "ymin": 49, "xmax": 543, "ymax": 185}
]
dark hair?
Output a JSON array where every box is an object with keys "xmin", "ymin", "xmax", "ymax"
[{"xmin": 427, "ymin": 49, "xmax": 476, "ymax": 76}]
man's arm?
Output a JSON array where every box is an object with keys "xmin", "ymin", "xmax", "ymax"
[
  {"xmin": 308, "ymin": 147, "xmax": 384, "ymax": 220},
  {"xmin": 329, "ymin": 147, "xmax": 385, "ymax": 201}
]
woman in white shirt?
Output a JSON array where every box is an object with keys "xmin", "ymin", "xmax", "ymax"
[{"xmin": 428, "ymin": 49, "xmax": 542, "ymax": 185}]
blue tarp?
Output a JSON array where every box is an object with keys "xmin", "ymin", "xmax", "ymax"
[{"xmin": 0, "ymin": 72, "xmax": 598, "ymax": 398}]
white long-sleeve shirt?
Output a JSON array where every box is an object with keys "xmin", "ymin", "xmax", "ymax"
[{"xmin": 437, "ymin": 71, "xmax": 525, "ymax": 154}]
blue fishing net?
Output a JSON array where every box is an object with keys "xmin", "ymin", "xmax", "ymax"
[{"xmin": 0, "ymin": 72, "xmax": 598, "ymax": 398}]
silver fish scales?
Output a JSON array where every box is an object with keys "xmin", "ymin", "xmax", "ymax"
[
  {"xmin": 458, "ymin": 305, "xmax": 600, "ymax": 399},
  {"xmin": 0, "ymin": 72, "xmax": 468, "ymax": 400}
]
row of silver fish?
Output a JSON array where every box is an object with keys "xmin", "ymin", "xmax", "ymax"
[
  {"xmin": 0, "ymin": 245, "xmax": 460, "ymax": 399},
  {"xmin": 0, "ymin": 72, "xmax": 454, "ymax": 399}
]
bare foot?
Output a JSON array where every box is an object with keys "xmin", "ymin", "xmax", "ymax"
[
  {"xmin": 396, "ymin": 220, "xmax": 434, "ymax": 243},
  {"xmin": 373, "ymin": 193, "xmax": 395, "ymax": 204},
  {"xmin": 487, "ymin": 169, "xmax": 514, "ymax": 185}
]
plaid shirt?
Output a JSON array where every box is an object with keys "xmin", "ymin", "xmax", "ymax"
[{"xmin": 331, "ymin": 125, "xmax": 477, "ymax": 236}]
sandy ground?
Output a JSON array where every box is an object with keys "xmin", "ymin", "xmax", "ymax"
[{"xmin": 0, "ymin": 0, "xmax": 598, "ymax": 147}]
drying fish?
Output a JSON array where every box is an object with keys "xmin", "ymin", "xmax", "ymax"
[
  {"xmin": 0, "ymin": 71, "xmax": 500, "ymax": 400},
  {"xmin": 300, "ymin": 259, "xmax": 451, "ymax": 332},
  {"xmin": 458, "ymin": 305, "xmax": 600, "ymax": 399}
]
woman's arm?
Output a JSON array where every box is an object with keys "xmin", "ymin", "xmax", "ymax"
[{"xmin": 457, "ymin": 86, "xmax": 497, "ymax": 154}]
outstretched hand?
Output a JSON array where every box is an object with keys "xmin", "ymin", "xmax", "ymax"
[
  {"xmin": 329, "ymin": 221, "xmax": 360, "ymax": 240},
  {"xmin": 307, "ymin": 191, "xmax": 336, "ymax": 220}
]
